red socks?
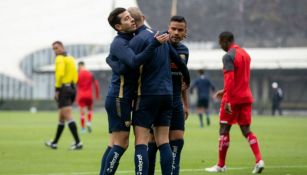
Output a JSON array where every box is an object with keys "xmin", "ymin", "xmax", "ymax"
[
  {"xmin": 80, "ymin": 113, "xmax": 85, "ymax": 129},
  {"xmin": 87, "ymin": 111, "xmax": 93, "ymax": 123},
  {"xmin": 247, "ymin": 132, "xmax": 262, "ymax": 163},
  {"xmin": 218, "ymin": 134, "xmax": 230, "ymax": 167}
]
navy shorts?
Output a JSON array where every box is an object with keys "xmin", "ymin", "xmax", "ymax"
[
  {"xmin": 57, "ymin": 85, "xmax": 76, "ymax": 108},
  {"xmin": 105, "ymin": 97, "xmax": 132, "ymax": 133},
  {"xmin": 197, "ymin": 98, "xmax": 209, "ymax": 108},
  {"xmin": 170, "ymin": 98, "xmax": 185, "ymax": 131},
  {"xmin": 133, "ymin": 95, "xmax": 172, "ymax": 129}
]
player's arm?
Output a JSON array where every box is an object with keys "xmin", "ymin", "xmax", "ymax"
[
  {"xmin": 93, "ymin": 78, "xmax": 100, "ymax": 100},
  {"xmin": 189, "ymin": 79, "xmax": 197, "ymax": 94},
  {"xmin": 111, "ymin": 33, "xmax": 168, "ymax": 69},
  {"xmin": 222, "ymin": 54, "xmax": 235, "ymax": 114},
  {"xmin": 169, "ymin": 44, "xmax": 190, "ymax": 87},
  {"xmin": 106, "ymin": 55, "xmax": 128, "ymax": 74},
  {"xmin": 181, "ymin": 84, "xmax": 189, "ymax": 120}
]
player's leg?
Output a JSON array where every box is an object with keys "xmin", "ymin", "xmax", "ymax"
[
  {"xmin": 99, "ymin": 134, "xmax": 113, "ymax": 175},
  {"xmin": 45, "ymin": 108, "xmax": 65, "ymax": 149},
  {"xmin": 206, "ymin": 102, "xmax": 232, "ymax": 172},
  {"xmin": 148, "ymin": 129, "xmax": 158, "ymax": 175},
  {"xmin": 63, "ymin": 106, "xmax": 82, "ymax": 149},
  {"xmin": 238, "ymin": 103, "xmax": 264, "ymax": 173},
  {"xmin": 154, "ymin": 95, "xmax": 173, "ymax": 175},
  {"xmin": 204, "ymin": 99, "xmax": 210, "ymax": 126},
  {"xmin": 86, "ymin": 100, "xmax": 94, "ymax": 133},
  {"xmin": 197, "ymin": 106, "xmax": 204, "ymax": 128},
  {"xmin": 169, "ymin": 101, "xmax": 185, "ymax": 175},
  {"xmin": 133, "ymin": 96, "xmax": 158, "ymax": 175},
  {"xmin": 79, "ymin": 104, "xmax": 86, "ymax": 133},
  {"xmin": 102, "ymin": 97, "xmax": 131, "ymax": 175}
]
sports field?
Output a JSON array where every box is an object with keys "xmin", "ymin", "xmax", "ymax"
[{"xmin": 0, "ymin": 111, "xmax": 306, "ymax": 175}]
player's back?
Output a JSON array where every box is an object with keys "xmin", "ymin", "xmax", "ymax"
[
  {"xmin": 227, "ymin": 44, "xmax": 253, "ymax": 103},
  {"xmin": 130, "ymin": 26, "xmax": 173, "ymax": 96},
  {"xmin": 195, "ymin": 75, "xmax": 213, "ymax": 99},
  {"xmin": 77, "ymin": 69, "xmax": 93, "ymax": 98}
]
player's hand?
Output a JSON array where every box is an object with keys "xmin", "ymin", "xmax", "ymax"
[
  {"xmin": 181, "ymin": 82, "xmax": 188, "ymax": 91},
  {"xmin": 215, "ymin": 89, "xmax": 224, "ymax": 100},
  {"xmin": 224, "ymin": 102, "xmax": 232, "ymax": 115},
  {"xmin": 54, "ymin": 91, "xmax": 59, "ymax": 102},
  {"xmin": 184, "ymin": 106, "xmax": 189, "ymax": 120},
  {"xmin": 155, "ymin": 31, "xmax": 169, "ymax": 44}
]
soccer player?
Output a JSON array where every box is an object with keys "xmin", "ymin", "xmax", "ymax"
[
  {"xmin": 205, "ymin": 31, "xmax": 264, "ymax": 174},
  {"xmin": 45, "ymin": 41, "xmax": 82, "ymax": 150},
  {"xmin": 127, "ymin": 7, "xmax": 190, "ymax": 175},
  {"xmin": 77, "ymin": 61, "xmax": 100, "ymax": 133},
  {"xmin": 99, "ymin": 8, "xmax": 169, "ymax": 175},
  {"xmin": 271, "ymin": 82, "xmax": 283, "ymax": 116},
  {"xmin": 147, "ymin": 15, "xmax": 190, "ymax": 175},
  {"xmin": 190, "ymin": 69, "xmax": 215, "ymax": 127}
]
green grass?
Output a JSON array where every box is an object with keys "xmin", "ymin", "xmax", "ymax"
[{"xmin": 0, "ymin": 111, "xmax": 307, "ymax": 175}]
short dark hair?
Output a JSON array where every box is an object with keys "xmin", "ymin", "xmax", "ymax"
[
  {"xmin": 170, "ymin": 15, "xmax": 187, "ymax": 25},
  {"xmin": 219, "ymin": 31, "xmax": 234, "ymax": 42},
  {"xmin": 108, "ymin": 7, "xmax": 126, "ymax": 30},
  {"xmin": 52, "ymin": 41, "xmax": 63, "ymax": 46},
  {"xmin": 78, "ymin": 61, "xmax": 85, "ymax": 66},
  {"xmin": 198, "ymin": 69, "xmax": 204, "ymax": 75}
]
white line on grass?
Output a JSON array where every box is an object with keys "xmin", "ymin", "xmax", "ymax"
[{"xmin": 24, "ymin": 165, "xmax": 307, "ymax": 175}]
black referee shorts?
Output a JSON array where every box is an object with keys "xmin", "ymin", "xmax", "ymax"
[{"xmin": 57, "ymin": 84, "xmax": 76, "ymax": 108}]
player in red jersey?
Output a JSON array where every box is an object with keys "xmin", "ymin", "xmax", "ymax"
[
  {"xmin": 206, "ymin": 31, "xmax": 264, "ymax": 174},
  {"xmin": 77, "ymin": 61, "xmax": 100, "ymax": 133}
]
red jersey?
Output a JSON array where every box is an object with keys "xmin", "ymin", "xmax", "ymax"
[
  {"xmin": 77, "ymin": 69, "xmax": 100, "ymax": 100},
  {"xmin": 222, "ymin": 44, "xmax": 253, "ymax": 104}
]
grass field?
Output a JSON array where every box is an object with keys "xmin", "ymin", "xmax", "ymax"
[{"xmin": 0, "ymin": 111, "xmax": 307, "ymax": 175}]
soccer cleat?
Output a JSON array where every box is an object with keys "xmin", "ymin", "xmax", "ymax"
[
  {"xmin": 70, "ymin": 142, "xmax": 83, "ymax": 150},
  {"xmin": 252, "ymin": 160, "xmax": 265, "ymax": 174},
  {"xmin": 87, "ymin": 125, "xmax": 92, "ymax": 133},
  {"xmin": 45, "ymin": 141, "xmax": 57, "ymax": 149},
  {"xmin": 205, "ymin": 165, "xmax": 227, "ymax": 173}
]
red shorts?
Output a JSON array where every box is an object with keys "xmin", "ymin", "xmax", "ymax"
[
  {"xmin": 219, "ymin": 102, "xmax": 252, "ymax": 125},
  {"xmin": 77, "ymin": 97, "xmax": 93, "ymax": 107}
]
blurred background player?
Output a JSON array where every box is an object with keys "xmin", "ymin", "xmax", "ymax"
[
  {"xmin": 77, "ymin": 61, "xmax": 100, "ymax": 133},
  {"xmin": 271, "ymin": 82, "xmax": 283, "ymax": 116},
  {"xmin": 205, "ymin": 32, "xmax": 264, "ymax": 173},
  {"xmin": 190, "ymin": 69, "xmax": 215, "ymax": 127},
  {"xmin": 45, "ymin": 41, "xmax": 82, "ymax": 150}
]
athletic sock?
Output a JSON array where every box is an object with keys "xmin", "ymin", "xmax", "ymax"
[
  {"xmin": 135, "ymin": 144, "xmax": 148, "ymax": 175},
  {"xmin": 103, "ymin": 145, "xmax": 125, "ymax": 174},
  {"xmin": 67, "ymin": 120, "xmax": 80, "ymax": 144},
  {"xmin": 158, "ymin": 143, "xmax": 173, "ymax": 175},
  {"xmin": 87, "ymin": 110, "xmax": 93, "ymax": 123},
  {"xmin": 198, "ymin": 113, "xmax": 204, "ymax": 127},
  {"xmin": 99, "ymin": 146, "xmax": 112, "ymax": 175},
  {"xmin": 148, "ymin": 142, "xmax": 158, "ymax": 175},
  {"xmin": 217, "ymin": 134, "xmax": 230, "ymax": 167},
  {"xmin": 80, "ymin": 114, "xmax": 85, "ymax": 129},
  {"xmin": 52, "ymin": 122, "xmax": 65, "ymax": 144},
  {"xmin": 246, "ymin": 132, "xmax": 262, "ymax": 163},
  {"xmin": 205, "ymin": 111, "xmax": 210, "ymax": 126},
  {"xmin": 170, "ymin": 139, "xmax": 184, "ymax": 175}
]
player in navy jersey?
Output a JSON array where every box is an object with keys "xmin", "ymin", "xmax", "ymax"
[
  {"xmin": 190, "ymin": 69, "xmax": 215, "ymax": 127},
  {"xmin": 99, "ymin": 8, "xmax": 169, "ymax": 175},
  {"xmin": 147, "ymin": 15, "xmax": 190, "ymax": 175}
]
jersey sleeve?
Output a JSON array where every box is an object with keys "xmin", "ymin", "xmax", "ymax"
[{"xmin": 222, "ymin": 52, "xmax": 235, "ymax": 103}]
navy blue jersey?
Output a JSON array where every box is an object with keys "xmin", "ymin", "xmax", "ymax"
[
  {"xmin": 190, "ymin": 74, "xmax": 215, "ymax": 100},
  {"xmin": 170, "ymin": 43, "xmax": 189, "ymax": 99},
  {"xmin": 106, "ymin": 32, "xmax": 160, "ymax": 99},
  {"xmin": 130, "ymin": 25, "xmax": 190, "ymax": 96}
]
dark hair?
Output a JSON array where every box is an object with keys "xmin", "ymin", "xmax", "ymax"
[
  {"xmin": 170, "ymin": 15, "xmax": 187, "ymax": 25},
  {"xmin": 198, "ymin": 69, "xmax": 204, "ymax": 75},
  {"xmin": 78, "ymin": 61, "xmax": 85, "ymax": 66},
  {"xmin": 108, "ymin": 7, "xmax": 126, "ymax": 30},
  {"xmin": 219, "ymin": 31, "xmax": 234, "ymax": 42},
  {"xmin": 52, "ymin": 41, "xmax": 63, "ymax": 46}
]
